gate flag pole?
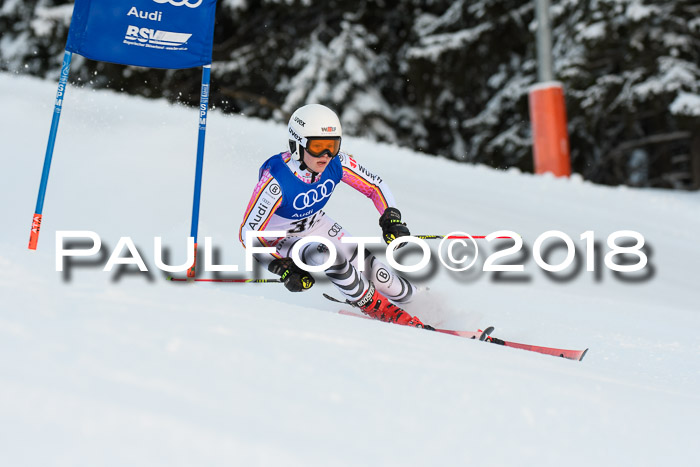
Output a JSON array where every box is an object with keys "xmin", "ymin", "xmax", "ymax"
[
  {"xmin": 187, "ymin": 64, "xmax": 212, "ymax": 278},
  {"xmin": 28, "ymin": 50, "xmax": 73, "ymax": 250}
]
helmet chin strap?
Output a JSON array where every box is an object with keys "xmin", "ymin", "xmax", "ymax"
[
  {"xmin": 299, "ymin": 157, "xmax": 320, "ymax": 182},
  {"xmin": 298, "ymin": 151, "xmax": 321, "ymax": 183}
]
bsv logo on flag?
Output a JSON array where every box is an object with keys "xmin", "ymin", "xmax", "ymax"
[
  {"xmin": 153, "ymin": 0, "xmax": 203, "ymax": 8},
  {"xmin": 125, "ymin": 25, "xmax": 191, "ymax": 50},
  {"xmin": 293, "ymin": 180, "xmax": 335, "ymax": 210}
]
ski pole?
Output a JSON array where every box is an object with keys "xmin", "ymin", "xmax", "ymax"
[
  {"xmin": 415, "ymin": 234, "xmax": 517, "ymax": 240},
  {"xmin": 167, "ymin": 277, "xmax": 282, "ymax": 283}
]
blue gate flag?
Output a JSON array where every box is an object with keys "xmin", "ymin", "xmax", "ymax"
[{"xmin": 66, "ymin": 0, "xmax": 217, "ymax": 69}]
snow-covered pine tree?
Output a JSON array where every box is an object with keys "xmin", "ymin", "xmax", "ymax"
[
  {"xmin": 552, "ymin": 0, "xmax": 700, "ymax": 188},
  {"xmin": 0, "ymin": 0, "xmax": 72, "ymax": 76},
  {"xmin": 403, "ymin": 0, "xmax": 535, "ymax": 169}
]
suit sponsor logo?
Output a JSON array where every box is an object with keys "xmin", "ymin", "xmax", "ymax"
[
  {"xmin": 376, "ymin": 268, "xmax": 391, "ymax": 283},
  {"xmin": 290, "ymin": 209, "xmax": 314, "ymax": 218},
  {"xmin": 358, "ymin": 164, "xmax": 382, "ymax": 184},
  {"xmin": 293, "ymin": 179, "xmax": 335, "ymax": 210},
  {"xmin": 247, "ymin": 203, "xmax": 270, "ymax": 230},
  {"xmin": 328, "ymin": 223, "xmax": 342, "ymax": 237}
]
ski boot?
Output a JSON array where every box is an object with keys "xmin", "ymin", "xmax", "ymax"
[{"xmin": 354, "ymin": 282, "xmax": 433, "ymax": 329}]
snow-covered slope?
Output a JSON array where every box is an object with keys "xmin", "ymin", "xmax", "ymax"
[{"xmin": 1, "ymin": 73, "xmax": 699, "ymax": 466}]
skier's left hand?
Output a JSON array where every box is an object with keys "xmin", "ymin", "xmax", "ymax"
[
  {"xmin": 379, "ymin": 207, "xmax": 410, "ymax": 246},
  {"xmin": 268, "ymin": 257, "xmax": 315, "ymax": 292}
]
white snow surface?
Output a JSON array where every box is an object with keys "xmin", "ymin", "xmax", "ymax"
[{"xmin": 1, "ymin": 73, "xmax": 699, "ymax": 466}]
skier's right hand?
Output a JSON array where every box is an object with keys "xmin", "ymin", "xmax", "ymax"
[{"xmin": 268, "ymin": 257, "xmax": 315, "ymax": 292}]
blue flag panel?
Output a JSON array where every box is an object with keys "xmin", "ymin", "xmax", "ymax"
[{"xmin": 66, "ymin": 0, "xmax": 217, "ymax": 69}]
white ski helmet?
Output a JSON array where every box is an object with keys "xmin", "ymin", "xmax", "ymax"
[{"xmin": 287, "ymin": 104, "xmax": 342, "ymax": 160}]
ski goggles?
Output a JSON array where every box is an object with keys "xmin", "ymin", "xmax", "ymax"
[{"xmin": 305, "ymin": 137, "xmax": 341, "ymax": 158}]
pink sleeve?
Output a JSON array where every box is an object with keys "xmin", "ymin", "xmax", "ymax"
[{"xmin": 339, "ymin": 154, "xmax": 396, "ymax": 214}]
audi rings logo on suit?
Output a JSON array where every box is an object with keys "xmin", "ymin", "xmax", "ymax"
[
  {"xmin": 328, "ymin": 223, "xmax": 342, "ymax": 237},
  {"xmin": 293, "ymin": 180, "xmax": 336, "ymax": 210}
]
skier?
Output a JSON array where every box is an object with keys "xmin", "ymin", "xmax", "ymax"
[{"xmin": 239, "ymin": 103, "xmax": 430, "ymax": 328}]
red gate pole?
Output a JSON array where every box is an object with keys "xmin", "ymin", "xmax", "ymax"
[{"xmin": 529, "ymin": 82, "xmax": 571, "ymax": 177}]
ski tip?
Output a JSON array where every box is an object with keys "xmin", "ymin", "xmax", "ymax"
[
  {"xmin": 579, "ymin": 348, "xmax": 589, "ymax": 361},
  {"xmin": 479, "ymin": 326, "xmax": 495, "ymax": 341},
  {"xmin": 166, "ymin": 276, "xmax": 173, "ymax": 281}
]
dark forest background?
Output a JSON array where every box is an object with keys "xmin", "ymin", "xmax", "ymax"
[{"xmin": 2, "ymin": 0, "xmax": 699, "ymax": 188}]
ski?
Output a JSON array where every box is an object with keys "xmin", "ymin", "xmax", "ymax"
[
  {"xmin": 485, "ymin": 336, "xmax": 588, "ymax": 361},
  {"xmin": 325, "ymin": 293, "xmax": 588, "ymax": 361},
  {"xmin": 337, "ymin": 309, "xmax": 494, "ymax": 341}
]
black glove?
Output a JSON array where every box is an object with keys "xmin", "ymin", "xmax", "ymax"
[
  {"xmin": 379, "ymin": 207, "xmax": 410, "ymax": 245},
  {"xmin": 268, "ymin": 257, "xmax": 315, "ymax": 292}
]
